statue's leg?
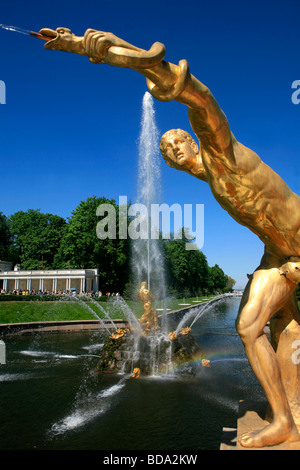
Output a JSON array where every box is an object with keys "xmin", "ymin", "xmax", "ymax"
[
  {"xmin": 270, "ymin": 291, "xmax": 300, "ymax": 350},
  {"xmin": 269, "ymin": 292, "xmax": 300, "ymax": 427},
  {"xmin": 235, "ymin": 266, "xmax": 299, "ymax": 448}
]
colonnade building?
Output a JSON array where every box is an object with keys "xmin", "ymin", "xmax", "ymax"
[{"xmin": 0, "ymin": 261, "xmax": 99, "ymax": 294}]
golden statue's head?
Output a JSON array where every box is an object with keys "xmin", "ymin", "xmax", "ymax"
[{"xmin": 160, "ymin": 129, "xmax": 207, "ymax": 181}]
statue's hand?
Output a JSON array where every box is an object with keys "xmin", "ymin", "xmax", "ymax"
[
  {"xmin": 83, "ymin": 29, "xmax": 166, "ymax": 68},
  {"xmin": 83, "ymin": 29, "xmax": 122, "ymax": 64}
]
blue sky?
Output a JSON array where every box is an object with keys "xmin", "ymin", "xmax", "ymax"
[{"xmin": 0, "ymin": 0, "xmax": 299, "ymax": 289}]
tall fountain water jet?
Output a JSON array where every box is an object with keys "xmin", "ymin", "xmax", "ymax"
[{"xmin": 131, "ymin": 92, "xmax": 166, "ymax": 300}]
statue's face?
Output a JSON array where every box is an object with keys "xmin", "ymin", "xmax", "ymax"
[{"xmin": 161, "ymin": 134, "xmax": 198, "ymax": 171}]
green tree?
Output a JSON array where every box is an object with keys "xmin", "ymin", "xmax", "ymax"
[
  {"xmin": 225, "ymin": 275, "xmax": 236, "ymax": 292},
  {"xmin": 164, "ymin": 232, "xmax": 210, "ymax": 296},
  {"xmin": 208, "ymin": 264, "xmax": 228, "ymax": 293},
  {"xmin": 54, "ymin": 196, "xmax": 130, "ymax": 292},
  {"xmin": 296, "ymin": 284, "xmax": 300, "ymax": 302},
  {"xmin": 9, "ymin": 209, "xmax": 66, "ymax": 270},
  {"xmin": 0, "ymin": 212, "xmax": 11, "ymax": 260}
]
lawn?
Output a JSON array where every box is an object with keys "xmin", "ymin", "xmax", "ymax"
[
  {"xmin": 0, "ymin": 301, "xmax": 95, "ymax": 324},
  {"xmin": 0, "ymin": 296, "xmax": 213, "ymax": 324}
]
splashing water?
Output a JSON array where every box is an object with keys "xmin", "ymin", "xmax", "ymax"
[
  {"xmin": 71, "ymin": 296, "xmax": 111, "ymax": 334},
  {"xmin": 87, "ymin": 297, "xmax": 118, "ymax": 329},
  {"xmin": 50, "ymin": 374, "xmax": 131, "ymax": 435},
  {"xmin": 175, "ymin": 294, "xmax": 235, "ymax": 336},
  {"xmin": 111, "ymin": 296, "xmax": 142, "ymax": 334}
]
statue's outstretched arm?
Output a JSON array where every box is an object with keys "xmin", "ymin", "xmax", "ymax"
[{"xmin": 40, "ymin": 27, "xmax": 233, "ymax": 158}]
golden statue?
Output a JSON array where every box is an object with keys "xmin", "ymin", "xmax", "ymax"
[
  {"xmin": 132, "ymin": 367, "xmax": 141, "ymax": 379},
  {"xmin": 168, "ymin": 331, "xmax": 177, "ymax": 341},
  {"xmin": 180, "ymin": 327, "xmax": 191, "ymax": 336},
  {"xmin": 169, "ymin": 327, "xmax": 192, "ymax": 340},
  {"xmin": 40, "ymin": 27, "xmax": 300, "ymax": 448},
  {"xmin": 137, "ymin": 281, "xmax": 159, "ymax": 333},
  {"xmin": 202, "ymin": 359, "xmax": 211, "ymax": 368},
  {"xmin": 110, "ymin": 328, "xmax": 130, "ymax": 340}
]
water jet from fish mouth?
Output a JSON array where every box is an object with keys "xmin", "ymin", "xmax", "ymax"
[{"xmin": 0, "ymin": 24, "xmax": 55, "ymax": 41}]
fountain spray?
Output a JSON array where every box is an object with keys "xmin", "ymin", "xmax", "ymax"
[
  {"xmin": 0, "ymin": 24, "xmax": 52, "ymax": 41},
  {"xmin": 133, "ymin": 92, "xmax": 166, "ymax": 297}
]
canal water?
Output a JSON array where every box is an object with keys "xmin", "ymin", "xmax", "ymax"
[{"xmin": 0, "ymin": 297, "xmax": 264, "ymax": 450}]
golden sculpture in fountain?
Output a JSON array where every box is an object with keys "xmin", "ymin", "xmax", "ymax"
[
  {"xmin": 169, "ymin": 327, "xmax": 191, "ymax": 340},
  {"xmin": 110, "ymin": 328, "xmax": 130, "ymax": 340},
  {"xmin": 137, "ymin": 281, "xmax": 159, "ymax": 333},
  {"xmin": 39, "ymin": 26, "xmax": 300, "ymax": 448},
  {"xmin": 131, "ymin": 368, "xmax": 141, "ymax": 379}
]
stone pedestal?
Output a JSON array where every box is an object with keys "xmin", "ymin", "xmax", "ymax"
[{"xmin": 220, "ymin": 401, "xmax": 300, "ymax": 450}]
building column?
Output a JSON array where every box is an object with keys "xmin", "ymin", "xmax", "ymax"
[
  {"xmin": 53, "ymin": 278, "xmax": 57, "ymax": 294},
  {"xmin": 3, "ymin": 279, "xmax": 7, "ymax": 292},
  {"xmin": 95, "ymin": 273, "xmax": 99, "ymax": 292},
  {"xmin": 27, "ymin": 279, "xmax": 31, "ymax": 292}
]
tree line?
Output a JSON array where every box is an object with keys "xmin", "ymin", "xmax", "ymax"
[{"xmin": 0, "ymin": 196, "xmax": 235, "ymax": 297}]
